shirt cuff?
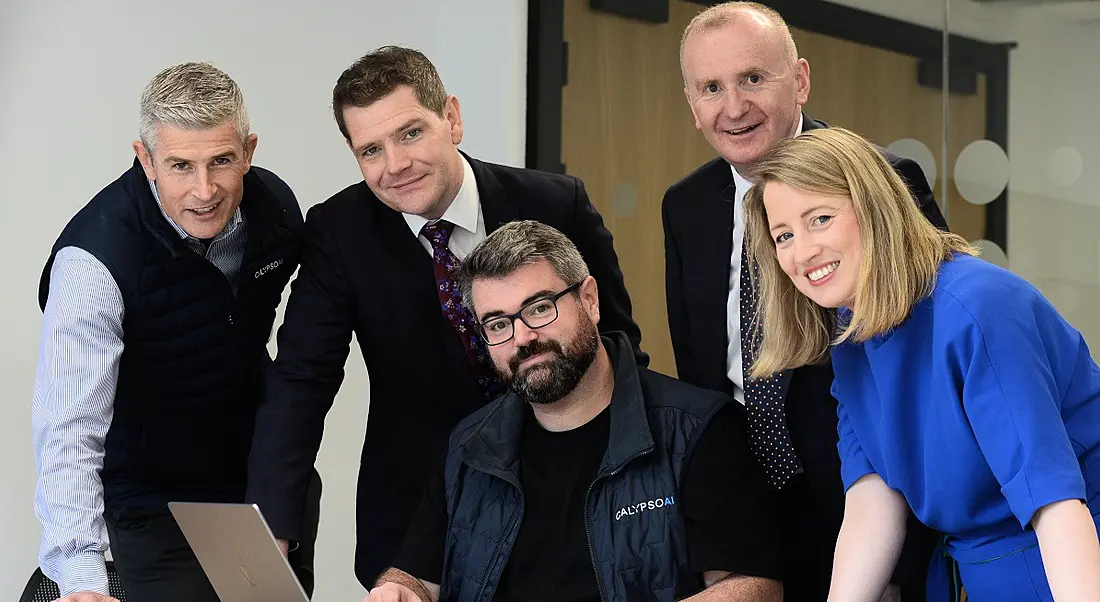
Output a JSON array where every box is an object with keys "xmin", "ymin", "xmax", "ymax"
[{"xmin": 58, "ymin": 551, "xmax": 109, "ymax": 597}]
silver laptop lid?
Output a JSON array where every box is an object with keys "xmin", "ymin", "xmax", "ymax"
[{"xmin": 168, "ymin": 501, "xmax": 309, "ymax": 602}]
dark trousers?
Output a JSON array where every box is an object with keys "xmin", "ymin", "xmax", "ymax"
[
  {"xmin": 776, "ymin": 472, "xmax": 936, "ymax": 602},
  {"xmin": 777, "ymin": 473, "xmax": 843, "ymax": 602},
  {"xmin": 105, "ymin": 470, "xmax": 322, "ymax": 602},
  {"xmin": 105, "ymin": 508, "xmax": 220, "ymax": 602},
  {"xmin": 781, "ymin": 364, "xmax": 938, "ymax": 602}
]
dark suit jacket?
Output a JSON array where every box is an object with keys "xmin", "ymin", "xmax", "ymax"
[
  {"xmin": 246, "ymin": 154, "xmax": 645, "ymax": 587},
  {"xmin": 661, "ymin": 116, "xmax": 948, "ymax": 590}
]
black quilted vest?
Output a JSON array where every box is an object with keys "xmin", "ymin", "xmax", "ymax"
[
  {"xmin": 38, "ymin": 159, "xmax": 303, "ymax": 510},
  {"xmin": 439, "ymin": 332, "xmax": 724, "ymax": 602}
]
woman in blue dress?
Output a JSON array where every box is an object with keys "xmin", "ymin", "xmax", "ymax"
[{"xmin": 740, "ymin": 126, "xmax": 1100, "ymax": 601}]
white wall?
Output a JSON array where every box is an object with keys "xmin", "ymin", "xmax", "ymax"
[{"xmin": 0, "ymin": 1, "xmax": 526, "ymax": 598}]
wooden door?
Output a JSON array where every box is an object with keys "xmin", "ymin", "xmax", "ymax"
[{"xmin": 562, "ymin": 0, "xmax": 987, "ymax": 376}]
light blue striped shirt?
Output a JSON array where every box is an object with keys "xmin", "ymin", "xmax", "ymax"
[{"xmin": 31, "ymin": 181, "xmax": 245, "ymax": 595}]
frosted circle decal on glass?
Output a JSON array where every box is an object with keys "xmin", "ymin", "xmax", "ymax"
[
  {"xmin": 973, "ymin": 239, "xmax": 1008, "ymax": 268},
  {"xmin": 1049, "ymin": 283, "xmax": 1083, "ymax": 314},
  {"xmin": 611, "ymin": 182, "xmax": 638, "ymax": 218},
  {"xmin": 886, "ymin": 139, "xmax": 936, "ymax": 188},
  {"xmin": 1047, "ymin": 146, "xmax": 1083, "ymax": 187},
  {"xmin": 955, "ymin": 140, "xmax": 1010, "ymax": 205}
]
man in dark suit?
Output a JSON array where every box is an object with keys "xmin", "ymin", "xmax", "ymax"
[
  {"xmin": 664, "ymin": 3, "xmax": 948, "ymax": 601},
  {"xmin": 245, "ymin": 45, "xmax": 645, "ymax": 589}
]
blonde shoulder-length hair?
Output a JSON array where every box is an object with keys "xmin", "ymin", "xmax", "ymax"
[{"xmin": 742, "ymin": 127, "xmax": 975, "ymax": 378}]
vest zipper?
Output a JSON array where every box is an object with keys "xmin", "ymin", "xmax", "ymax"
[
  {"xmin": 212, "ymin": 256, "xmax": 236, "ymax": 326},
  {"xmin": 190, "ymin": 250, "xmax": 239, "ymax": 326},
  {"xmin": 583, "ymin": 448, "xmax": 652, "ymax": 602},
  {"xmin": 475, "ymin": 499, "xmax": 523, "ymax": 602}
]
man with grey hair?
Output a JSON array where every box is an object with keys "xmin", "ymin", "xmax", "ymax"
[
  {"xmin": 364, "ymin": 220, "xmax": 782, "ymax": 602},
  {"xmin": 663, "ymin": 2, "xmax": 948, "ymax": 601},
  {"xmin": 32, "ymin": 61, "xmax": 317, "ymax": 602}
]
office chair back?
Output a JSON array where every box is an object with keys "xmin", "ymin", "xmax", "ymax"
[{"xmin": 19, "ymin": 563, "xmax": 127, "ymax": 602}]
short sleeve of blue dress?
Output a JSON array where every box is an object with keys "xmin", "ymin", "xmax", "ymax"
[
  {"xmin": 834, "ymin": 380, "xmax": 876, "ymax": 492},
  {"xmin": 945, "ymin": 272, "xmax": 1087, "ymax": 529}
]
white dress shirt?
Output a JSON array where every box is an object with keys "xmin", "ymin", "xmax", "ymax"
[
  {"xmin": 402, "ymin": 154, "xmax": 486, "ymax": 260},
  {"xmin": 31, "ymin": 180, "xmax": 245, "ymax": 596},
  {"xmin": 726, "ymin": 115, "xmax": 803, "ymax": 404}
]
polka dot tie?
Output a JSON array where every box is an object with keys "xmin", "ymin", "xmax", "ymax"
[
  {"xmin": 740, "ymin": 243, "xmax": 801, "ymax": 490},
  {"xmin": 421, "ymin": 220, "xmax": 505, "ymax": 400}
]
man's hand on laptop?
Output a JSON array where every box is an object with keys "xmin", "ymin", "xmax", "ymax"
[
  {"xmin": 364, "ymin": 582, "xmax": 424, "ymax": 602},
  {"xmin": 276, "ymin": 538, "xmax": 290, "ymax": 557},
  {"xmin": 52, "ymin": 592, "xmax": 119, "ymax": 602}
]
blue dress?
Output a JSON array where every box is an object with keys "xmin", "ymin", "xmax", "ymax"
[{"xmin": 831, "ymin": 254, "xmax": 1100, "ymax": 601}]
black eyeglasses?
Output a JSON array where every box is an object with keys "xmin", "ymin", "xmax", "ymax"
[{"xmin": 478, "ymin": 282, "xmax": 583, "ymax": 346}]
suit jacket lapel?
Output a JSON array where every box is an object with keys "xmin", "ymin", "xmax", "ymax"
[
  {"xmin": 465, "ymin": 152, "xmax": 516, "ymax": 234},
  {"xmin": 374, "ymin": 195, "xmax": 437, "ymax": 284},
  {"xmin": 694, "ymin": 165, "xmax": 737, "ymax": 390},
  {"xmin": 800, "ymin": 112, "xmax": 829, "ymax": 133},
  {"xmin": 713, "ymin": 179, "xmax": 737, "ymax": 290}
]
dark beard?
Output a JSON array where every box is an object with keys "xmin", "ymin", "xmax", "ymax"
[{"xmin": 503, "ymin": 318, "xmax": 600, "ymax": 406}]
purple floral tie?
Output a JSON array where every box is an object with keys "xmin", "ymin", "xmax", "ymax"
[{"xmin": 420, "ymin": 220, "xmax": 505, "ymax": 399}]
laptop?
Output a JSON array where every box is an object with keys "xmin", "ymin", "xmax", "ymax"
[{"xmin": 168, "ymin": 501, "xmax": 310, "ymax": 602}]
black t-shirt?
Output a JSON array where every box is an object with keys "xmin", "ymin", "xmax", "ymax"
[{"xmin": 393, "ymin": 402, "xmax": 781, "ymax": 600}]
